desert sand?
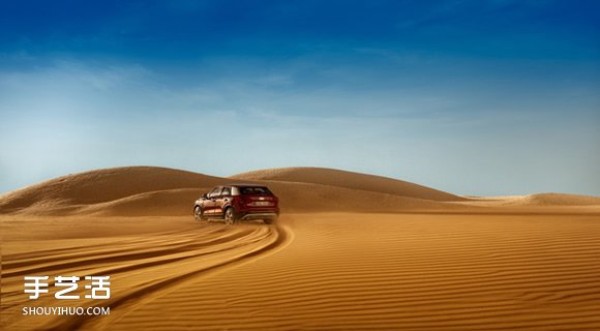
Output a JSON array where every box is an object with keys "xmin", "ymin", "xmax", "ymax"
[{"xmin": 1, "ymin": 166, "xmax": 600, "ymax": 330}]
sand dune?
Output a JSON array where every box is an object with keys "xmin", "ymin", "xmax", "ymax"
[
  {"xmin": 0, "ymin": 166, "xmax": 464, "ymax": 216},
  {"xmin": 75, "ymin": 180, "xmax": 457, "ymax": 216},
  {"xmin": 231, "ymin": 167, "xmax": 463, "ymax": 201},
  {"xmin": 0, "ymin": 167, "xmax": 227, "ymax": 215},
  {"xmin": 250, "ymin": 180, "xmax": 462, "ymax": 213},
  {"xmin": 463, "ymin": 193, "xmax": 600, "ymax": 209},
  {"xmin": 80, "ymin": 188, "xmax": 210, "ymax": 216},
  {"xmin": 1, "ymin": 166, "xmax": 600, "ymax": 330},
  {"xmin": 3, "ymin": 166, "xmax": 598, "ymax": 217},
  {"xmin": 516, "ymin": 193, "xmax": 600, "ymax": 206}
]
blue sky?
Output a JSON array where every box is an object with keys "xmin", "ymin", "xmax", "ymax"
[{"xmin": 1, "ymin": 0, "xmax": 599, "ymax": 196}]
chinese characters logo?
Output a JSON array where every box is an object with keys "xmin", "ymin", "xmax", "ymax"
[{"xmin": 24, "ymin": 276, "xmax": 110, "ymax": 300}]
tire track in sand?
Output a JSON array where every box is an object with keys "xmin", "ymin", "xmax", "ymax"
[{"xmin": 1, "ymin": 222, "xmax": 291, "ymax": 331}]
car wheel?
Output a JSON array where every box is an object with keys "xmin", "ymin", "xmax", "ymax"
[
  {"xmin": 224, "ymin": 207, "xmax": 237, "ymax": 225},
  {"xmin": 194, "ymin": 206, "xmax": 205, "ymax": 221}
]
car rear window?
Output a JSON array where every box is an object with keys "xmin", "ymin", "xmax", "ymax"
[{"xmin": 239, "ymin": 187, "xmax": 272, "ymax": 195}]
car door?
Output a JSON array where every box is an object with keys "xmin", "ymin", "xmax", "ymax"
[
  {"xmin": 204, "ymin": 186, "xmax": 222, "ymax": 216},
  {"xmin": 215, "ymin": 186, "xmax": 232, "ymax": 217}
]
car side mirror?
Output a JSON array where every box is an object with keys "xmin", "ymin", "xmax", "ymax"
[{"xmin": 203, "ymin": 193, "xmax": 208, "ymax": 199}]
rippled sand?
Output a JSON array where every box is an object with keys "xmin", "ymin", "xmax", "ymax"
[{"xmin": 2, "ymin": 213, "xmax": 600, "ymax": 330}]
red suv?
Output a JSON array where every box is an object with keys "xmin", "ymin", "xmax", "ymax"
[{"xmin": 194, "ymin": 184, "xmax": 279, "ymax": 224}]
